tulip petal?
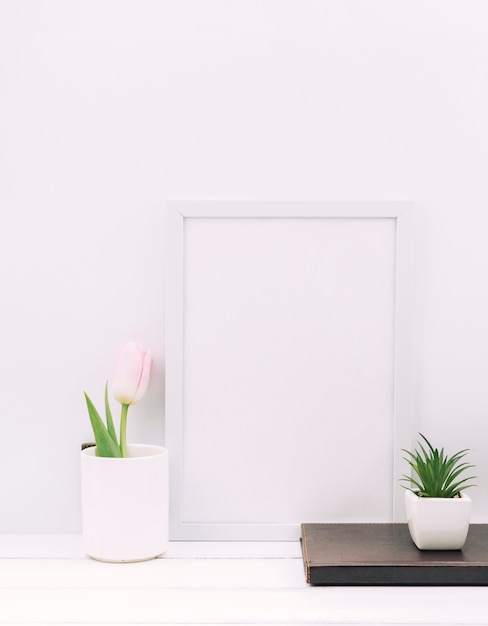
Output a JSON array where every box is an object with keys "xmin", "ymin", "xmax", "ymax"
[
  {"xmin": 112, "ymin": 342, "xmax": 145, "ymax": 405},
  {"xmin": 132, "ymin": 349, "xmax": 152, "ymax": 404}
]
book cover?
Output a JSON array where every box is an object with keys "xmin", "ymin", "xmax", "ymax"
[{"xmin": 301, "ymin": 523, "xmax": 488, "ymax": 586}]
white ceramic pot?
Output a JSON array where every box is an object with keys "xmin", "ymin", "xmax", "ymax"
[
  {"xmin": 404, "ymin": 489, "xmax": 471, "ymax": 550},
  {"xmin": 81, "ymin": 444, "xmax": 169, "ymax": 562}
]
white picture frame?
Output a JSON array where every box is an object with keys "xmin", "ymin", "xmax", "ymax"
[{"xmin": 165, "ymin": 201, "xmax": 413, "ymax": 540}]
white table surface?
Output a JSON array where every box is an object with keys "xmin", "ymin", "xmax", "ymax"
[{"xmin": 0, "ymin": 535, "xmax": 488, "ymax": 625}]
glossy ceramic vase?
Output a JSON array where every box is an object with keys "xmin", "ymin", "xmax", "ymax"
[
  {"xmin": 405, "ymin": 489, "xmax": 471, "ymax": 550},
  {"xmin": 81, "ymin": 444, "xmax": 169, "ymax": 562}
]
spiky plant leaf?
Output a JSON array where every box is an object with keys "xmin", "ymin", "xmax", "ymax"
[{"xmin": 400, "ymin": 433, "xmax": 476, "ymax": 498}]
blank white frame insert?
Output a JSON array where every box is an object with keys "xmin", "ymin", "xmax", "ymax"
[{"xmin": 165, "ymin": 201, "xmax": 413, "ymax": 540}]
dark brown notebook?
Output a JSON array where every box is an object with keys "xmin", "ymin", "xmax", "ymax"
[{"xmin": 301, "ymin": 523, "xmax": 488, "ymax": 586}]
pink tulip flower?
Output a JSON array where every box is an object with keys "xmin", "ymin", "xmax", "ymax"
[{"xmin": 112, "ymin": 342, "xmax": 152, "ymax": 406}]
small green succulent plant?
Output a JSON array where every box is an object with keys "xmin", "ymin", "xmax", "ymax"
[{"xmin": 401, "ymin": 433, "xmax": 476, "ymax": 498}]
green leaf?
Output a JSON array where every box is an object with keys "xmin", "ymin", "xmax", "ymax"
[
  {"xmin": 400, "ymin": 434, "xmax": 476, "ymax": 498},
  {"xmin": 400, "ymin": 475, "xmax": 424, "ymax": 493},
  {"xmin": 84, "ymin": 392, "xmax": 122, "ymax": 458},
  {"xmin": 104, "ymin": 381, "xmax": 118, "ymax": 446}
]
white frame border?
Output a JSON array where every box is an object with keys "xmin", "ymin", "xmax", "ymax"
[{"xmin": 165, "ymin": 201, "xmax": 414, "ymax": 540}]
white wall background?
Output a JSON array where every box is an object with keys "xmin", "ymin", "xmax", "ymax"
[{"xmin": 1, "ymin": 0, "xmax": 488, "ymax": 532}]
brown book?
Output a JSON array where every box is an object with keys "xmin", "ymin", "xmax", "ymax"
[{"xmin": 301, "ymin": 523, "xmax": 488, "ymax": 585}]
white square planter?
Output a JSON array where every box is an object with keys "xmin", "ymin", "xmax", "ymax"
[{"xmin": 404, "ymin": 490, "xmax": 471, "ymax": 550}]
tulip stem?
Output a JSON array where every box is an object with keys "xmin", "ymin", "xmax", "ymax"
[{"xmin": 119, "ymin": 404, "xmax": 129, "ymax": 457}]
